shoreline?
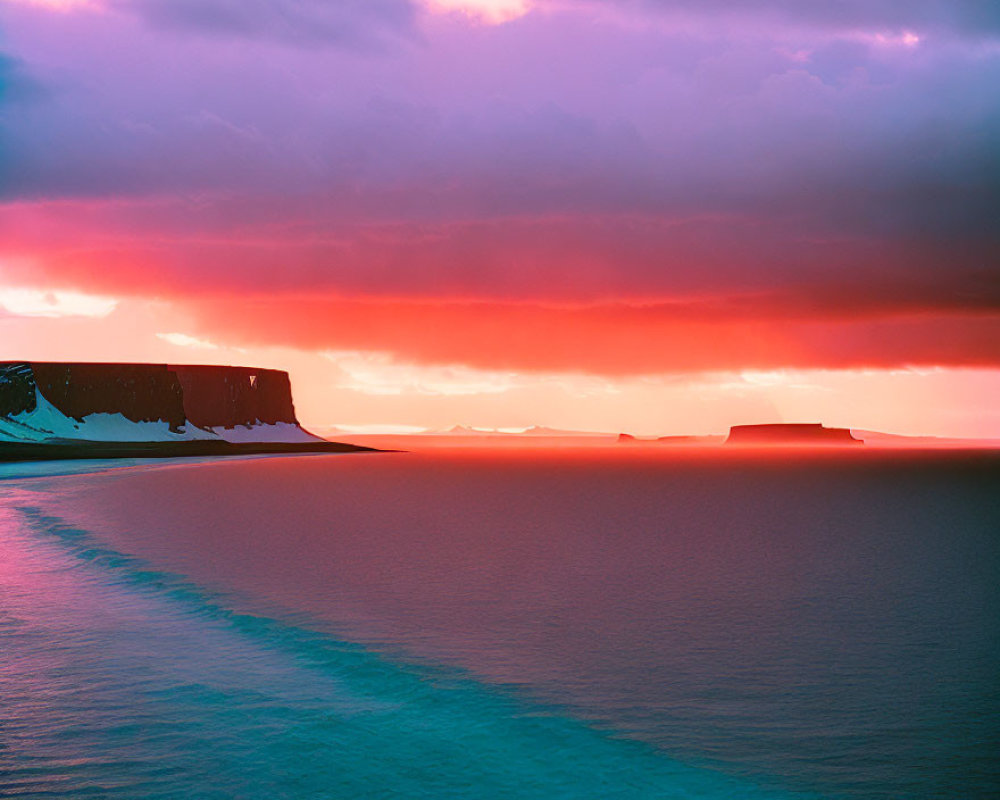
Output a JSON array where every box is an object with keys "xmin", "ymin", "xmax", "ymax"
[{"xmin": 0, "ymin": 439, "xmax": 381, "ymax": 464}]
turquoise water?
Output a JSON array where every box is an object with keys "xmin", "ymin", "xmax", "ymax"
[
  {"xmin": 1, "ymin": 451, "xmax": 998, "ymax": 797},
  {"xmin": 1, "ymin": 489, "xmax": 806, "ymax": 799}
]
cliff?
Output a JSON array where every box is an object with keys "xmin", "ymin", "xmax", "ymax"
[
  {"xmin": 725, "ymin": 423, "xmax": 862, "ymax": 446},
  {"xmin": 0, "ymin": 361, "xmax": 320, "ymax": 444}
]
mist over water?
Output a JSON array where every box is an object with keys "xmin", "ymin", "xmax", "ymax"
[{"xmin": 2, "ymin": 450, "xmax": 999, "ymax": 798}]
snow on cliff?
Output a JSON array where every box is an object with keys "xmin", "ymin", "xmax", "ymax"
[
  {"xmin": 0, "ymin": 362, "xmax": 324, "ymax": 445},
  {"xmin": 0, "ymin": 388, "xmax": 322, "ymax": 444}
]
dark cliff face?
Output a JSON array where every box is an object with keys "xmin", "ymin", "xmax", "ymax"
[
  {"xmin": 171, "ymin": 366, "xmax": 296, "ymax": 428},
  {"xmin": 0, "ymin": 363, "xmax": 37, "ymax": 417},
  {"xmin": 34, "ymin": 363, "xmax": 188, "ymax": 430},
  {"xmin": 0, "ymin": 362, "xmax": 301, "ymax": 432},
  {"xmin": 726, "ymin": 423, "xmax": 861, "ymax": 445}
]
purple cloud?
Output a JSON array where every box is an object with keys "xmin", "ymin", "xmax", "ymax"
[
  {"xmin": 0, "ymin": 0, "xmax": 997, "ymax": 320},
  {"xmin": 122, "ymin": 0, "xmax": 415, "ymax": 48},
  {"xmin": 588, "ymin": 0, "xmax": 1000, "ymax": 37}
]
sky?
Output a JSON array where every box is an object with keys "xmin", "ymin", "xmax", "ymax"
[{"xmin": 1, "ymin": 0, "xmax": 998, "ymax": 436}]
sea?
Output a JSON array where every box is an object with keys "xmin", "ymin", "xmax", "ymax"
[{"xmin": 1, "ymin": 448, "xmax": 998, "ymax": 799}]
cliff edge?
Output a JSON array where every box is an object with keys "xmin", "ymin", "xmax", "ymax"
[{"xmin": 0, "ymin": 361, "xmax": 321, "ymax": 444}]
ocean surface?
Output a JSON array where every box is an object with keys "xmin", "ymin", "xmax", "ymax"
[{"xmin": 1, "ymin": 449, "xmax": 998, "ymax": 798}]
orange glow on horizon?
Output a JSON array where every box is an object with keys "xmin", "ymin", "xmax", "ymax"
[{"xmin": 1, "ymin": 291, "xmax": 998, "ymax": 441}]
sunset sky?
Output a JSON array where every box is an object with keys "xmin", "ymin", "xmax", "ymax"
[{"xmin": 1, "ymin": 0, "xmax": 998, "ymax": 436}]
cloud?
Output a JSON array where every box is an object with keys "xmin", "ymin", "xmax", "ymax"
[
  {"xmin": 0, "ymin": 0, "xmax": 97, "ymax": 9},
  {"xmin": 323, "ymin": 350, "xmax": 522, "ymax": 395},
  {"xmin": 121, "ymin": 0, "xmax": 416, "ymax": 49},
  {"xmin": 176, "ymin": 295, "xmax": 1000, "ymax": 375},
  {"xmin": 155, "ymin": 331, "xmax": 219, "ymax": 349},
  {"xmin": 424, "ymin": 0, "xmax": 531, "ymax": 24},
  {"xmin": 0, "ymin": 0, "xmax": 996, "ymax": 378},
  {"xmin": 2, "ymin": 201, "xmax": 996, "ymax": 321},
  {"xmin": 0, "ymin": 52, "xmax": 49, "ymax": 105},
  {"xmin": 590, "ymin": 1, "xmax": 1000, "ymax": 38},
  {"xmin": 3, "ymin": 4, "xmax": 996, "ymax": 246},
  {"xmin": 0, "ymin": 286, "xmax": 117, "ymax": 317}
]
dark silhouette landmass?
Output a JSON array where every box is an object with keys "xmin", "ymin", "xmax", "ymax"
[
  {"xmin": 0, "ymin": 362, "xmax": 299, "ymax": 431},
  {"xmin": 0, "ymin": 361, "xmax": 380, "ymax": 462},
  {"xmin": 726, "ymin": 423, "xmax": 862, "ymax": 446}
]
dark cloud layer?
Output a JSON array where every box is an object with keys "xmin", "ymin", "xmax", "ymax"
[
  {"xmin": 177, "ymin": 294, "xmax": 1000, "ymax": 375},
  {"xmin": 611, "ymin": 0, "xmax": 1000, "ymax": 35},
  {"xmin": 0, "ymin": 52, "xmax": 48, "ymax": 104},
  {"xmin": 122, "ymin": 0, "xmax": 415, "ymax": 48},
  {"xmin": 1, "ymin": 0, "xmax": 998, "ymax": 371}
]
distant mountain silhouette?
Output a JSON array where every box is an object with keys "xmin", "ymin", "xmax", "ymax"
[{"xmin": 443, "ymin": 424, "xmax": 607, "ymax": 437}]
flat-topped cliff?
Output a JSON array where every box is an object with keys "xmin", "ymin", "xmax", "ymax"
[
  {"xmin": 0, "ymin": 361, "xmax": 317, "ymax": 444},
  {"xmin": 726, "ymin": 423, "xmax": 862, "ymax": 446}
]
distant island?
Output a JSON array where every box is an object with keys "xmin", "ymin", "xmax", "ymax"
[
  {"xmin": 610, "ymin": 426, "xmax": 863, "ymax": 446},
  {"xmin": 0, "ymin": 361, "xmax": 374, "ymax": 462},
  {"xmin": 725, "ymin": 423, "xmax": 862, "ymax": 446}
]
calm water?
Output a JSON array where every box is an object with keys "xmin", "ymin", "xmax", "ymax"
[{"xmin": 1, "ymin": 449, "xmax": 998, "ymax": 798}]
